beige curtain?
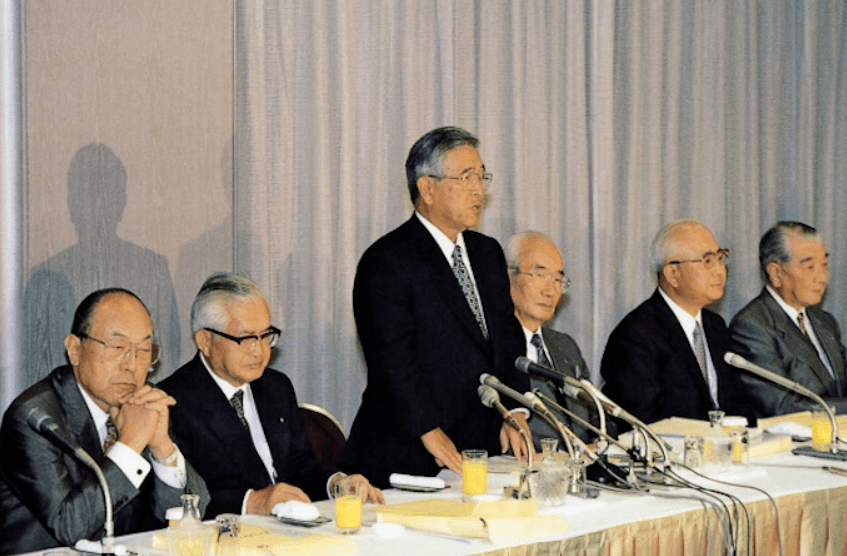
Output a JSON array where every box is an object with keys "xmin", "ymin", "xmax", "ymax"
[{"xmin": 8, "ymin": 1, "xmax": 847, "ymax": 432}]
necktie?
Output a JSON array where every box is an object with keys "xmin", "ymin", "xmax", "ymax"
[
  {"xmin": 230, "ymin": 390, "xmax": 251, "ymax": 432},
  {"xmin": 531, "ymin": 333, "xmax": 551, "ymax": 368},
  {"xmin": 452, "ymin": 244, "xmax": 488, "ymax": 339},
  {"xmin": 692, "ymin": 322, "xmax": 709, "ymax": 384},
  {"xmin": 103, "ymin": 417, "xmax": 118, "ymax": 453},
  {"xmin": 797, "ymin": 312, "xmax": 808, "ymax": 336}
]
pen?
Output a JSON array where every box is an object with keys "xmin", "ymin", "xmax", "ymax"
[{"xmin": 823, "ymin": 465, "xmax": 847, "ymax": 477}]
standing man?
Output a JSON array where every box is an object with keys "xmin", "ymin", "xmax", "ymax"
[
  {"xmin": 0, "ymin": 289, "xmax": 208, "ymax": 554},
  {"xmin": 600, "ymin": 220, "xmax": 751, "ymax": 427},
  {"xmin": 161, "ymin": 273, "xmax": 383, "ymax": 518},
  {"xmin": 505, "ymin": 231, "xmax": 596, "ymax": 444},
  {"xmin": 730, "ymin": 221, "xmax": 847, "ymax": 417},
  {"xmin": 342, "ymin": 127, "xmax": 531, "ymax": 486}
]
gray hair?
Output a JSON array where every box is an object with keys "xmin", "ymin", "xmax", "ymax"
[
  {"xmin": 405, "ymin": 126, "xmax": 479, "ymax": 206},
  {"xmin": 759, "ymin": 221, "xmax": 822, "ymax": 275},
  {"xmin": 650, "ymin": 219, "xmax": 706, "ymax": 275},
  {"xmin": 504, "ymin": 231, "xmax": 553, "ymax": 279},
  {"xmin": 191, "ymin": 272, "xmax": 268, "ymax": 335}
]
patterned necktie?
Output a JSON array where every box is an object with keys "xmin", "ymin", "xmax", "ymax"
[
  {"xmin": 531, "ymin": 333, "xmax": 551, "ymax": 368},
  {"xmin": 103, "ymin": 416, "xmax": 118, "ymax": 453},
  {"xmin": 797, "ymin": 312, "xmax": 808, "ymax": 336},
  {"xmin": 452, "ymin": 244, "xmax": 488, "ymax": 339},
  {"xmin": 230, "ymin": 390, "xmax": 251, "ymax": 432},
  {"xmin": 692, "ymin": 322, "xmax": 709, "ymax": 384}
]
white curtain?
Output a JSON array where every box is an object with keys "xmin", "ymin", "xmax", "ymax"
[{"xmin": 9, "ymin": 1, "xmax": 847, "ymax": 431}]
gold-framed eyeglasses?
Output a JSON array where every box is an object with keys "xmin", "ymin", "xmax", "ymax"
[
  {"xmin": 204, "ymin": 326, "xmax": 281, "ymax": 350},
  {"xmin": 427, "ymin": 171, "xmax": 493, "ymax": 190},
  {"xmin": 668, "ymin": 248, "xmax": 730, "ymax": 270},
  {"xmin": 513, "ymin": 267, "xmax": 571, "ymax": 294},
  {"xmin": 78, "ymin": 334, "xmax": 160, "ymax": 366}
]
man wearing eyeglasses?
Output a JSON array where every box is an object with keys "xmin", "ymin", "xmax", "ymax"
[
  {"xmin": 160, "ymin": 273, "xmax": 383, "ymax": 517},
  {"xmin": 730, "ymin": 221, "xmax": 847, "ymax": 418},
  {"xmin": 0, "ymin": 288, "xmax": 209, "ymax": 554},
  {"xmin": 341, "ymin": 126, "xmax": 530, "ymax": 487},
  {"xmin": 505, "ymin": 231, "xmax": 600, "ymax": 445},
  {"xmin": 600, "ymin": 220, "xmax": 752, "ymax": 428}
]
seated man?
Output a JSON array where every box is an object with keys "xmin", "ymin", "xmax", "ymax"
[
  {"xmin": 161, "ymin": 273, "xmax": 383, "ymax": 518},
  {"xmin": 0, "ymin": 288, "xmax": 208, "ymax": 554},
  {"xmin": 505, "ymin": 231, "xmax": 599, "ymax": 445},
  {"xmin": 600, "ymin": 220, "xmax": 751, "ymax": 427},
  {"xmin": 730, "ymin": 221, "xmax": 847, "ymax": 417}
]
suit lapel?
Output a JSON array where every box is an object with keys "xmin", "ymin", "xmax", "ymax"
[
  {"xmin": 543, "ymin": 332, "xmax": 580, "ymax": 379},
  {"xmin": 807, "ymin": 308, "xmax": 846, "ymax": 392},
  {"xmin": 251, "ymin": 373, "xmax": 289, "ymax": 478},
  {"xmin": 761, "ymin": 293, "xmax": 838, "ymax": 395},
  {"xmin": 53, "ymin": 366, "xmax": 106, "ymax": 463},
  {"xmin": 407, "ymin": 217, "xmax": 489, "ymax": 348}
]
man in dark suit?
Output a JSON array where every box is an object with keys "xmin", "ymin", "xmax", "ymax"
[
  {"xmin": 730, "ymin": 221, "xmax": 847, "ymax": 418},
  {"xmin": 0, "ymin": 288, "xmax": 209, "ymax": 554},
  {"xmin": 160, "ymin": 273, "xmax": 382, "ymax": 518},
  {"xmin": 505, "ymin": 231, "xmax": 597, "ymax": 445},
  {"xmin": 341, "ymin": 127, "xmax": 530, "ymax": 486},
  {"xmin": 600, "ymin": 220, "xmax": 752, "ymax": 428}
]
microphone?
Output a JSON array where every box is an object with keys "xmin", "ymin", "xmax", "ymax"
[
  {"xmin": 480, "ymin": 373, "xmax": 537, "ymax": 410},
  {"xmin": 515, "ymin": 356, "xmax": 577, "ymax": 388},
  {"xmin": 725, "ymin": 352, "xmax": 843, "ymax": 457},
  {"xmin": 26, "ymin": 407, "xmax": 120, "ymax": 553},
  {"xmin": 477, "ymin": 385, "xmax": 521, "ymax": 432}
]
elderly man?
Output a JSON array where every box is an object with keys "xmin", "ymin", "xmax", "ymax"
[
  {"xmin": 730, "ymin": 221, "xmax": 847, "ymax": 417},
  {"xmin": 160, "ymin": 273, "xmax": 383, "ymax": 518},
  {"xmin": 341, "ymin": 126, "xmax": 530, "ymax": 486},
  {"xmin": 0, "ymin": 289, "xmax": 208, "ymax": 554},
  {"xmin": 505, "ymin": 231, "xmax": 596, "ymax": 445},
  {"xmin": 600, "ymin": 220, "xmax": 751, "ymax": 427}
]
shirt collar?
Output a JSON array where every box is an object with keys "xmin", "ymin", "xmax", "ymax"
[
  {"xmin": 766, "ymin": 284, "xmax": 804, "ymax": 322},
  {"xmin": 75, "ymin": 381, "xmax": 110, "ymax": 437},
  {"xmin": 415, "ymin": 211, "xmax": 467, "ymax": 262},
  {"xmin": 658, "ymin": 287, "xmax": 702, "ymax": 337},
  {"xmin": 199, "ymin": 352, "xmax": 249, "ymax": 400}
]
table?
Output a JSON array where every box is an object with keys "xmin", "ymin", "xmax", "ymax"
[{"xmin": 20, "ymin": 452, "xmax": 847, "ymax": 556}]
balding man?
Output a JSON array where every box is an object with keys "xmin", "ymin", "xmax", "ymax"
[
  {"xmin": 600, "ymin": 220, "xmax": 751, "ymax": 427},
  {"xmin": 505, "ymin": 231, "xmax": 596, "ymax": 445},
  {"xmin": 730, "ymin": 221, "xmax": 847, "ymax": 418}
]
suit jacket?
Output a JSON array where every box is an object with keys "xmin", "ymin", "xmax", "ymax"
[
  {"xmin": 600, "ymin": 290, "xmax": 752, "ymax": 428},
  {"xmin": 0, "ymin": 366, "xmax": 209, "ymax": 555},
  {"xmin": 159, "ymin": 355, "xmax": 335, "ymax": 517},
  {"xmin": 341, "ymin": 215, "xmax": 527, "ymax": 486},
  {"xmin": 528, "ymin": 328, "xmax": 596, "ymax": 445},
  {"xmin": 729, "ymin": 288, "xmax": 847, "ymax": 418}
]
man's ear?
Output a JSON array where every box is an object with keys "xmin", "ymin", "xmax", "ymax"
[
  {"xmin": 195, "ymin": 329, "xmax": 212, "ymax": 358},
  {"xmin": 65, "ymin": 334, "xmax": 82, "ymax": 367},
  {"xmin": 661, "ymin": 264, "xmax": 679, "ymax": 289},
  {"xmin": 416, "ymin": 175, "xmax": 436, "ymax": 206},
  {"xmin": 766, "ymin": 261, "xmax": 782, "ymax": 289}
]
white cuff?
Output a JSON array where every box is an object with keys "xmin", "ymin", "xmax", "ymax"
[{"xmin": 106, "ymin": 442, "xmax": 151, "ymax": 489}]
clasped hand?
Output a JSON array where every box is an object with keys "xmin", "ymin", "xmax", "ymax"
[{"xmin": 112, "ymin": 385, "xmax": 176, "ymax": 459}]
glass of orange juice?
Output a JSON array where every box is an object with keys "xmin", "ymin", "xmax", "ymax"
[
  {"xmin": 334, "ymin": 480, "xmax": 362, "ymax": 534},
  {"xmin": 462, "ymin": 449, "xmax": 488, "ymax": 496},
  {"xmin": 812, "ymin": 411, "xmax": 834, "ymax": 452}
]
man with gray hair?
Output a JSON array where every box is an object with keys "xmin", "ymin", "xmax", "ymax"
[
  {"xmin": 600, "ymin": 220, "xmax": 751, "ymax": 427},
  {"xmin": 730, "ymin": 221, "xmax": 847, "ymax": 417},
  {"xmin": 505, "ymin": 231, "xmax": 596, "ymax": 445},
  {"xmin": 160, "ymin": 273, "xmax": 383, "ymax": 518}
]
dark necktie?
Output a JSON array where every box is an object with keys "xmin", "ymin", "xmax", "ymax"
[
  {"xmin": 452, "ymin": 244, "xmax": 488, "ymax": 339},
  {"xmin": 230, "ymin": 390, "xmax": 251, "ymax": 432},
  {"xmin": 797, "ymin": 312, "xmax": 808, "ymax": 337},
  {"xmin": 531, "ymin": 333, "xmax": 551, "ymax": 368},
  {"xmin": 103, "ymin": 417, "xmax": 118, "ymax": 453},
  {"xmin": 692, "ymin": 322, "xmax": 709, "ymax": 384}
]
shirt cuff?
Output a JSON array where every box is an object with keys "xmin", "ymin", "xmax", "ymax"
[
  {"xmin": 327, "ymin": 472, "xmax": 347, "ymax": 499},
  {"xmin": 509, "ymin": 408, "xmax": 530, "ymax": 419},
  {"xmin": 241, "ymin": 489, "xmax": 253, "ymax": 515},
  {"xmin": 106, "ymin": 442, "xmax": 151, "ymax": 489},
  {"xmin": 150, "ymin": 445, "xmax": 188, "ymax": 489}
]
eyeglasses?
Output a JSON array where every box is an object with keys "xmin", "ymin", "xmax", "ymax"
[
  {"xmin": 668, "ymin": 248, "xmax": 730, "ymax": 270},
  {"xmin": 204, "ymin": 326, "xmax": 281, "ymax": 350},
  {"xmin": 78, "ymin": 334, "xmax": 161, "ymax": 366},
  {"xmin": 513, "ymin": 267, "xmax": 571, "ymax": 293},
  {"xmin": 427, "ymin": 171, "xmax": 493, "ymax": 190}
]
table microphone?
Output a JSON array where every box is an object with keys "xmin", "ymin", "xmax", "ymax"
[
  {"xmin": 724, "ymin": 352, "xmax": 845, "ymax": 459},
  {"xmin": 477, "ymin": 385, "xmax": 533, "ymax": 468},
  {"xmin": 27, "ymin": 407, "xmax": 123, "ymax": 553}
]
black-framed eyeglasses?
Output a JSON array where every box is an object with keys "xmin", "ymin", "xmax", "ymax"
[
  {"xmin": 204, "ymin": 326, "xmax": 281, "ymax": 350},
  {"xmin": 78, "ymin": 333, "xmax": 161, "ymax": 367},
  {"xmin": 427, "ymin": 171, "xmax": 493, "ymax": 190},
  {"xmin": 512, "ymin": 267, "xmax": 571, "ymax": 294},
  {"xmin": 668, "ymin": 248, "xmax": 730, "ymax": 270}
]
